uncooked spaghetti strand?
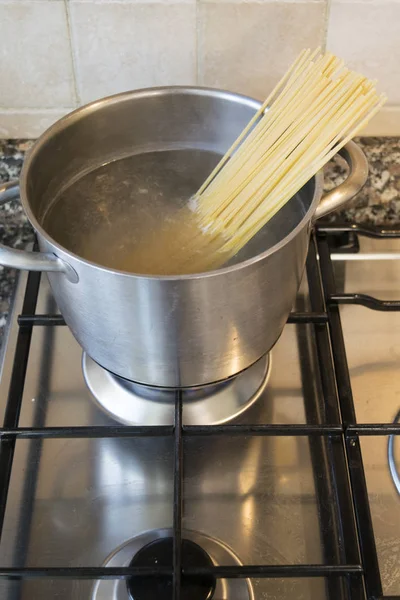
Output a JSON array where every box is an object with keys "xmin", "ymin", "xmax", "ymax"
[
  {"xmin": 222, "ymin": 92, "xmax": 379, "ymax": 246},
  {"xmin": 205, "ymin": 51, "xmax": 340, "ymax": 176},
  {"xmin": 232, "ymin": 78, "xmax": 377, "ymax": 213},
  {"xmin": 228, "ymin": 95, "xmax": 384, "ymax": 249},
  {"xmin": 174, "ymin": 92, "xmax": 383, "ymax": 271},
  {"xmin": 242, "ymin": 93, "xmax": 379, "ymax": 230},
  {"xmin": 200, "ymin": 71, "xmax": 362, "ymax": 226},
  {"xmin": 304, "ymin": 94, "xmax": 386, "ymax": 175},
  {"xmin": 211, "ymin": 74, "xmax": 371, "ymax": 231},
  {"xmin": 226, "ymin": 52, "xmax": 336, "ymax": 160},
  {"xmin": 198, "ymin": 74, "xmax": 334, "ymax": 221},
  {"xmin": 198, "ymin": 57, "xmax": 357, "ymax": 219},
  {"xmin": 194, "ymin": 49, "xmax": 334, "ymax": 202},
  {"xmin": 194, "ymin": 49, "xmax": 313, "ymax": 198},
  {"xmin": 194, "ymin": 59, "xmax": 314, "ymax": 203},
  {"xmin": 197, "ymin": 51, "xmax": 335, "ymax": 202},
  {"xmin": 200, "ymin": 60, "xmax": 344, "ymax": 208},
  {"xmin": 182, "ymin": 50, "xmax": 387, "ymax": 274},
  {"xmin": 199, "ymin": 81, "xmax": 338, "ymax": 222}
]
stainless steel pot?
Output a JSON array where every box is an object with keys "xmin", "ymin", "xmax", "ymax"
[{"xmin": 0, "ymin": 87, "xmax": 368, "ymax": 387}]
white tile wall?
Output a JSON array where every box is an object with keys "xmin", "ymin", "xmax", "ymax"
[
  {"xmin": 69, "ymin": 2, "xmax": 196, "ymax": 103},
  {"xmin": 330, "ymin": 0, "xmax": 400, "ymax": 3},
  {"xmin": 198, "ymin": 2, "xmax": 326, "ymax": 100},
  {"xmin": 199, "ymin": 0, "xmax": 326, "ymax": 3},
  {"xmin": 0, "ymin": 2, "xmax": 76, "ymax": 109},
  {"xmin": 0, "ymin": 0, "xmax": 398, "ymax": 137},
  {"xmin": 327, "ymin": 0, "xmax": 400, "ymax": 104},
  {"xmin": 0, "ymin": 109, "xmax": 71, "ymax": 138},
  {"xmin": 69, "ymin": 0, "xmax": 193, "ymax": 3}
]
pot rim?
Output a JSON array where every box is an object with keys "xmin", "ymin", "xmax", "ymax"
[{"xmin": 20, "ymin": 85, "xmax": 323, "ymax": 281}]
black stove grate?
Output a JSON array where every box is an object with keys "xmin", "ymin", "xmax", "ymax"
[{"xmin": 0, "ymin": 224, "xmax": 399, "ymax": 600}]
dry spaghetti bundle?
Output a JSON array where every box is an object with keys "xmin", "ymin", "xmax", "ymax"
[
  {"xmin": 189, "ymin": 48, "xmax": 386, "ymax": 263},
  {"xmin": 125, "ymin": 49, "xmax": 386, "ymax": 275}
]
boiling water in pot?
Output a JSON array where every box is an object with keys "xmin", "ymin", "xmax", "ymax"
[{"xmin": 43, "ymin": 148, "xmax": 305, "ymax": 275}]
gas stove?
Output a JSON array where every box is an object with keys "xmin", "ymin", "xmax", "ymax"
[{"xmin": 0, "ymin": 224, "xmax": 399, "ymax": 600}]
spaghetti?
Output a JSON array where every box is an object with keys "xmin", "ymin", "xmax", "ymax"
[
  {"xmin": 126, "ymin": 49, "xmax": 386, "ymax": 275},
  {"xmin": 191, "ymin": 49, "xmax": 386, "ymax": 260}
]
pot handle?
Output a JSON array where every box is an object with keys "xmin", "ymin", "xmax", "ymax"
[
  {"xmin": 314, "ymin": 140, "xmax": 368, "ymax": 221},
  {"xmin": 0, "ymin": 180, "xmax": 78, "ymax": 283}
]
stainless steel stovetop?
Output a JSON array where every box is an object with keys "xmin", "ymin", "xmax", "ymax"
[{"xmin": 0, "ymin": 228, "xmax": 399, "ymax": 600}]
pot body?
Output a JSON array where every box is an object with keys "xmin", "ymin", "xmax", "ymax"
[
  {"xmin": 0, "ymin": 87, "xmax": 367, "ymax": 387},
  {"xmin": 40, "ymin": 221, "xmax": 310, "ymax": 386}
]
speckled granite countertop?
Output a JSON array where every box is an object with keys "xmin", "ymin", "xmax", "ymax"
[{"xmin": 0, "ymin": 137, "xmax": 399, "ymax": 341}]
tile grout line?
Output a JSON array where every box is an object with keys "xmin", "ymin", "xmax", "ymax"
[
  {"xmin": 0, "ymin": 109, "xmax": 76, "ymax": 113},
  {"xmin": 63, "ymin": 0, "xmax": 81, "ymax": 106},
  {"xmin": 322, "ymin": 0, "xmax": 332, "ymax": 51},
  {"xmin": 53, "ymin": 1, "xmax": 323, "ymax": 3},
  {"xmin": 195, "ymin": 0, "xmax": 199, "ymax": 85},
  {"xmin": 183, "ymin": 0, "xmax": 332, "ymax": 4}
]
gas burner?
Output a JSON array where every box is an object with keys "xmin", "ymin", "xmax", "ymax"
[
  {"xmin": 82, "ymin": 354, "xmax": 271, "ymax": 425},
  {"xmin": 127, "ymin": 538, "xmax": 215, "ymax": 600},
  {"xmin": 92, "ymin": 528, "xmax": 254, "ymax": 600}
]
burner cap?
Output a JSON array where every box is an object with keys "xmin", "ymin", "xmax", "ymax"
[
  {"xmin": 83, "ymin": 353, "xmax": 271, "ymax": 426},
  {"xmin": 127, "ymin": 537, "xmax": 216, "ymax": 600}
]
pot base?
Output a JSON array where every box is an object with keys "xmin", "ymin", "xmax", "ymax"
[{"xmin": 82, "ymin": 353, "xmax": 271, "ymax": 426}]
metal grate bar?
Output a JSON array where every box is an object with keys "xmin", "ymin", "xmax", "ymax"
[
  {"xmin": 0, "ymin": 426, "xmax": 173, "ymax": 439},
  {"xmin": 184, "ymin": 564, "xmax": 362, "ymax": 578},
  {"xmin": 18, "ymin": 314, "xmax": 65, "ymax": 327},
  {"xmin": 317, "ymin": 234, "xmax": 383, "ymax": 600},
  {"xmin": 287, "ymin": 312, "xmax": 328, "ymax": 323},
  {"xmin": 0, "ymin": 271, "xmax": 41, "ymax": 543},
  {"xmin": 318, "ymin": 223, "xmax": 400, "ymax": 239},
  {"xmin": 347, "ymin": 424, "xmax": 400, "ymax": 436},
  {"xmin": 0, "ymin": 423, "xmax": 397, "ymax": 440},
  {"xmin": 173, "ymin": 391, "xmax": 183, "ymax": 600},
  {"xmin": 0, "ymin": 563, "xmax": 363, "ymax": 580},
  {"xmin": 0, "ymin": 225, "xmax": 398, "ymax": 596},
  {"xmin": 330, "ymin": 294, "xmax": 400, "ymax": 311},
  {"xmin": 183, "ymin": 424, "xmax": 342, "ymax": 435},
  {"xmin": 18, "ymin": 311, "xmax": 329, "ymax": 327},
  {"xmin": 1, "ymin": 425, "xmax": 398, "ymax": 440},
  {"xmin": 306, "ymin": 235, "xmax": 364, "ymax": 600}
]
